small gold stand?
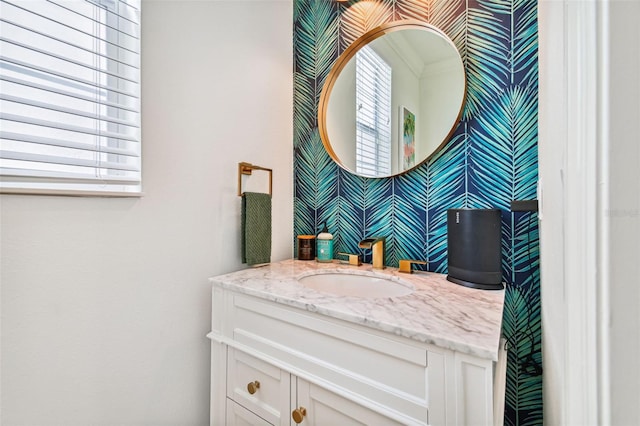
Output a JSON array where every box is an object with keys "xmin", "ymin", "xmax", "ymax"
[
  {"xmin": 337, "ymin": 252, "xmax": 362, "ymax": 266},
  {"xmin": 398, "ymin": 259, "xmax": 428, "ymax": 273}
]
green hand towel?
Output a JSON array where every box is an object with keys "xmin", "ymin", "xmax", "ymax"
[{"xmin": 241, "ymin": 192, "xmax": 272, "ymax": 266}]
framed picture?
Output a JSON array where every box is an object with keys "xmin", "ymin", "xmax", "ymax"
[{"xmin": 400, "ymin": 106, "xmax": 416, "ymax": 171}]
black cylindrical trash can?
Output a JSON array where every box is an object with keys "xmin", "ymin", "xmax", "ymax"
[{"xmin": 447, "ymin": 209, "xmax": 504, "ymax": 290}]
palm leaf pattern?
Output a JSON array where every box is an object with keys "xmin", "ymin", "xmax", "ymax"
[
  {"xmin": 335, "ymin": 169, "xmax": 366, "ymax": 255},
  {"xmin": 394, "ymin": 166, "xmax": 427, "ymax": 266},
  {"xmin": 468, "ymin": 84, "xmax": 537, "ymax": 209},
  {"xmin": 503, "ymin": 276, "xmax": 542, "ymax": 426},
  {"xmin": 427, "ymin": 130, "xmax": 467, "ymax": 272},
  {"xmin": 293, "ymin": 0, "xmax": 540, "ymax": 424},
  {"xmin": 465, "ymin": 5, "xmax": 510, "ymax": 120},
  {"xmin": 303, "ymin": 131, "xmax": 338, "ymax": 229},
  {"xmin": 511, "ymin": 0, "xmax": 538, "ymax": 90},
  {"xmin": 363, "ymin": 177, "xmax": 394, "ymax": 265},
  {"xmin": 294, "ymin": 130, "xmax": 338, "ymax": 235},
  {"xmin": 339, "ymin": 0, "xmax": 394, "ymax": 49},
  {"xmin": 294, "ymin": 72, "xmax": 316, "ymax": 146},
  {"xmin": 395, "ymin": 0, "xmax": 465, "ymax": 25},
  {"xmin": 294, "ymin": 0, "xmax": 338, "ymax": 82}
]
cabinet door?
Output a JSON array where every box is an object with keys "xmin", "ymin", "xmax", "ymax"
[
  {"xmin": 292, "ymin": 377, "xmax": 405, "ymax": 426},
  {"xmin": 226, "ymin": 398, "xmax": 272, "ymax": 426},
  {"xmin": 227, "ymin": 348, "xmax": 290, "ymax": 426}
]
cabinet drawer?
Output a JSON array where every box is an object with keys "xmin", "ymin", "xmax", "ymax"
[
  {"xmin": 229, "ymin": 295, "xmax": 429, "ymax": 424},
  {"xmin": 226, "ymin": 398, "xmax": 272, "ymax": 426},
  {"xmin": 227, "ymin": 348, "xmax": 290, "ymax": 426}
]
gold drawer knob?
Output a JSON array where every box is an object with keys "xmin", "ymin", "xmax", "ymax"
[
  {"xmin": 247, "ymin": 380, "xmax": 260, "ymax": 395},
  {"xmin": 292, "ymin": 406, "xmax": 307, "ymax": 424}
]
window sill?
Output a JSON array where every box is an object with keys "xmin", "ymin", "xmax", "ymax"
[{"xmin": 0, "ymin": 188, "xmax": 143, "ymax": 198}]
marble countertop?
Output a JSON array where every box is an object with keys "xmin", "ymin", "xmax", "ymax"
[{"xmin": 209, "ymin": 259, "xmax": 505, "ymax": 361}]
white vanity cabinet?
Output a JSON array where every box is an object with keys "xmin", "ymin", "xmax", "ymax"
[{"xmin": 209, "ymin": 274, "xmax": 503, "ymax": 426}]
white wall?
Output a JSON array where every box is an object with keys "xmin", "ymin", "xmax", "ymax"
[
  {"xmin": 539, "ymin": 0, "xmax": 640, "ymax": 424},
  {"xmin": 0, "ymin": 1, "xmax": 293, "ymax": 424},
  {"xmin": 420, "ymin": 58, "xmax": 464, "ymax": 160},
  {"xmin": 538, "ymin": 2, "xmax": 567, "ymax": 423},
  {"xmin": 606, "ymin": 2, "xmax": 640, "ymax": 423}
]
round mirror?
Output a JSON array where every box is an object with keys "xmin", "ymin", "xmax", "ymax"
[{"xmin": 319, "ymin": 20, "xmax": 466, "ymax": 178}]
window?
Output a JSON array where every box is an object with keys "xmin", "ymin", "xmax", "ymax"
[
  {"xmin": 0, "ymin": 0, "xmax": 141, "ymax": 195},
  {"xmin": 355, "ymin": 45, "xmax": 391, "ymax": 177}
]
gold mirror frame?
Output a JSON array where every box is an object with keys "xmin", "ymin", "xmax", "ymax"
[{"xmin": 318, "ymin": 20, "xmax": 467, "ymax": 178}]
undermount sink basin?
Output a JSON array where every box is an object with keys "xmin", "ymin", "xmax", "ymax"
[{"xmin": 297, "ymin": 272, "xmax": 414, "ymax": 298}]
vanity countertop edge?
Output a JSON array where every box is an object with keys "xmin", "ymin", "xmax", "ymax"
[{"xmin": 209, "ymin": 259, "xmax": 505, "ymax": 361}]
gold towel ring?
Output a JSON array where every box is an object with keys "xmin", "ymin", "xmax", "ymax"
[{"xmin": 238, "ymin": 162, "xmax": 272, "ymax": 196}]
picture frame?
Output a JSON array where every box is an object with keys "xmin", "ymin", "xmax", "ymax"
[{"xmin": 400, "ymin": 106, "xmax": 416, "ymax": 171}]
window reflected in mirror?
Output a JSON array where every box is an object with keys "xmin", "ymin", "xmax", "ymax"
[{"xmin": 355, "ymin": 46, "xmax": 392, "ymax": 177}]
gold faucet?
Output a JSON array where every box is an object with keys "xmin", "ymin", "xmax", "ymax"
[{"xmin": 358, "ymin": 237, "xmax": 386, "ymax": 269}]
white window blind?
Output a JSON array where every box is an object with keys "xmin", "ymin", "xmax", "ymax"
[
  {"xmin": 0, "ymin": 0, "xmax": 141, "ymax": 195},
  {"xmin": 355, "ymin": 45, "xmax": 391, "ymax": 177}
]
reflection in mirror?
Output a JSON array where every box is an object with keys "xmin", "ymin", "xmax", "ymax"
[{"xmin": 319, "ymin": 21, "xmax": 466, "ymax": 178}]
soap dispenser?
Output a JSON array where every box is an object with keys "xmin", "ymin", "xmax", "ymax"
[{"xmin": 316, "ymin": 222, "xmax": 334, "ymax": 263}]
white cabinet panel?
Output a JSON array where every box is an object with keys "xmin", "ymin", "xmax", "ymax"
[
  {"xmin": 294, "ymin": 377, "xmax": 405, "ymax": 426},
  {"xmin": 427, "ymin": 347, "xmax": 449, "ymax": 425},
  {"xmin": 226, "ymin": 398, "xmax": 272, "ymax": 426},
  {"xmin": 454, "ymin": 352, "xmax": 494, "ymax": 426}
]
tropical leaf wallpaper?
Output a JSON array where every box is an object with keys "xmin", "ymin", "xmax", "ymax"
[{"xmin": 293, "ymin": 0, "xmax": 541, "ymax": 424}]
